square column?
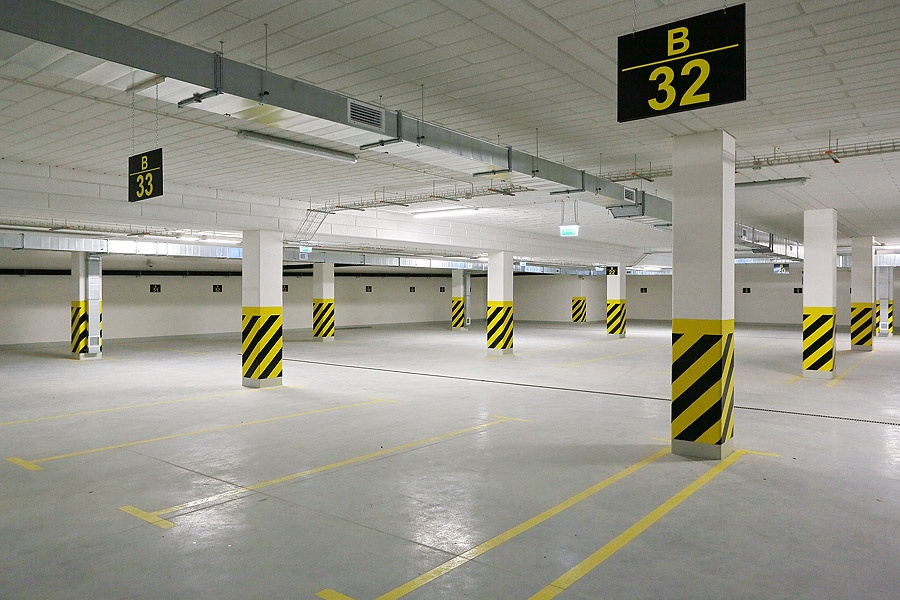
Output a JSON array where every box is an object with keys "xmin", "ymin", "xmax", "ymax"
[
  {"xmin": 451, "ymin": 269, "xmax": 467, "ymax": 329},
  {"xmin": 802, "ymin": 210, "xmax": 838, "ymax": 378},
  {"xmin": 876, "ymin": 266, "xmax": 893, "ymax": 336},
  {"xmin": 313, "ymin": 263, "xmax": 336, "ymax": 341},
  {"xmin": 851, "ymin": 237, "xmax": 875, "ymax": 350},
  {"xmin": 606, "ymin": 264, "xmax": 626, "ymax": 337},
  {"xmin": 242, "ymin": 230, "xmax": 283, "ymax": 388},
  {"xmin": 487, "ymin": 251, "xmax": 513, "ymax": 355},
  {"xmin": 71, "ymin": 252, "xmax": 102, "ymax": 360},
  {"xmin": 671, "ymin": 131, "xmax": 735, "ymax": 460}
]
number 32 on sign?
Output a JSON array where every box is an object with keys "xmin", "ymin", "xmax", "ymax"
[
  {"xmin": 617, "ymin": 4, "xmax": 745, "ymax": 122},
  {"xmin": 128, "ymin": 148, "xmax": 163, "ymax": 202}
]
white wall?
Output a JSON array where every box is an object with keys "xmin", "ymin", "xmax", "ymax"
[
  {"xmin": 627, "ymin": 275, "xmax": 673, "ymax": 321},
  {"xmin": 515, "ymin": 275, "xmax": 606, "ymax": 322}
]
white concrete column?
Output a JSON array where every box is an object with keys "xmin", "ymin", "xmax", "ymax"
[
  {"xmin": 876, "ymin": 266, "xmax": 893, "ymax": 336},
  {"xmin": 70, "ymin": 252, "xmax": 102, "ymax": 359},
  {"xmin": 850, "ymin": 237, "xmax": 875, "ymax": 350},
  {"xmin": 671, "ymin": 130, "xmax": 735, "ymax": 460},
  {"xmin": 802, "ymin": 209, "xmax": 838, "ymax": 378},
  {"xmin": 312, "ymin": 263, "xmax": 336, "ymax": 340},
  {"xmin": 451, "ymin": 269, "xmax": 466, "ymax": 329},
  {"xmin": 606, "ymin": 264, "xmax": 626, "ymax": 337},
  {"xmin": 487, "ymin": 251, "xmax": 514, "ymax": 355},
  {"xmin": 241, "ymin": 230, "xmax": 283, "ymax": 388}
]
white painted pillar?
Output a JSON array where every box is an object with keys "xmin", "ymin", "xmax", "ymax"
[
  {"xmin": 312, "ymin": 263, "xmax": 336, "ymax": 341},
  {"xmin": 802, "ymin": 209, "xmax": 838, "ymax": 378},
  {"xmin": 241, "ymin": 230, "xmax": 283, "ymax": 388},
  {"xmin": 671, "ymin": 130, "xmax": 735, "ymax": 460},
  {"xmin": 876, "ymin": 266, "xmax": 893, "ymax": 336},
  {"xmin": 850, "ymin": 236, "xmax": 875, "ymax": 350},
  {"xmin": 70, "ymin": 252, "xmax": 102, "ymax": 359},
  {"xmin": 606, "ymin": 264, "xmax": 626, "ymax": 337},
  {"xmin": 487, "ymin": 251, "xmax": 514, "ymax": 355},
  {"xmin": 451, "ymin": 269, "xmax": 466, "ymax": 329}
]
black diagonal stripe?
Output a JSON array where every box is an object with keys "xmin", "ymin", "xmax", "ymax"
[
  {"xmin": 719, "ymin": 334, "xmax": 735, "ymax": 443},
  {"xmin": 259, "ymin": 346, "xmax": 283, "ymax": 379},
  {"xmin": 808, "ymin": 346, "xmax": 834, "ymax": 371},
  {"xmin": 851, "ymin": 321, "xmax": 871, "ymax": 341},
  {"xmin": 674, "ymin": 397, "xmax": 723, "ymax": 443},
  {"xmin": 802, "ymin": 314, "xmax": 829, "ymax": 339},
  {"xmin": 607, "ymin": 304, "xmax": 623, "ymax": 321},
  {"xmin": 672, "ymin": 357, "xmax": 723, "ymax": 421},
  {"xmin": 490, "ymin": 311, "xmax": 514, "ymax": 349},
  {"xmin": 247, "ymin": 322, "xmax": 282, "ymax": 378},
  {"xmin": 850, "ymin": 307, "xmax": 872, "ymax": 324},
  {"xmin": 486, "ymin": 307, "xmax": 507, "ymax": 339},
  {"xmin": 672, "ymin": 332, "xmax": 683, "ymax": 344},
  {"xmin": 245, "ymin": 315, "xmax": 277, "ymax": 366},
  {"xmin": 71, "ymin": 308, "xmax": 86, "ymax": 329},
  {"xmin": 242, "ymin": 315, "xmax": 260, "ymax": 342},
  {"xmin": 672, "ymin": 334, "xmax": 719, "ymax": 382},
  {"xmin": 803, "ymin": 324, "xmax": 833, "ymax": 360}
]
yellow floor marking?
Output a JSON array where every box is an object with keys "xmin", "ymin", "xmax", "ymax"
[
  {"xmin": 8, "ymin": 398, "xmax": 392, "ymax": 471},
  {"xmin": 558, "ymin": 347, "xmax": 653, "ymax": 367},
  {"xmin": 317, "ymin": 590, "xmax": 357, "ymax": 600},
  {"xmin": 529, "ymin": 449, "xmax": 754, "ymax": 599},
  {"xmin": 320, "ymin": 447, "xmax": 670, "ymax": 600},
  {"xmin": 827, "ymin": 352, "xmax": 873, "ymax": 387},
  {"xmin": 784, "ymin": 375, "xmax": 803, "ymax": 384},
  {"xmin": 120, "ymin": 416, "xmax": 520, "ymax": 529},
  {"xmin": 0, "ymin": 388, "xmax": 267, "ymax": 427}
]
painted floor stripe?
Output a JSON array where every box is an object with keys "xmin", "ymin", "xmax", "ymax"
[
  {"xmin": 317, "ymin": 589, "xmax": 357, "ymax": 600},
  {"xmin": 0, "ymin": 387, "xmax": 275, "ymax": 428},
  {"xmin": 558, "ymin": 347, "xmax": 652, "ymax": 367},
  {"xmin": 529, "ymin": 449, "xmax": 757, "ymax": 599},
  {"xmin": 7, "ymin": 398, "xmax": 391, "ymax": 471},
  {"xmin": 827, "ymin": 352, "xmax": 873, "ymax": 387},
  {"xmin": 320, "ymin": 447, "xmax": 670, "ymax": 600},
  {"xmin": 119, "ymin": 416, "xmax": 520, "ymax": 529}
]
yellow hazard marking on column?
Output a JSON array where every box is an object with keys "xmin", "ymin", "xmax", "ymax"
[
  {"xmin": 529, "ymin": 448, "xmax": 765, "ymax": 599},
  {"xmin": 671, "ymin": 319, "xmax": 734, "ymax": 446},
  {"xmin": 487, "ymin": 301, "xmax": 514, "ymax": 350},
  {"xmin": 242, "ymin": 306, "xmax": 283, "ymax": 379},
  {"xmin": 606, "ymin": 300, "xmax": 626, "ymax": 335},
  {"xmin": 313, "ymin": 298, "xmax": 336, "ymax": 338},
  {"xmin": 119, "ymin": 416, "xmax": 521, "ymax": 529},
  {"xmin": 7, "ymin": 399, "xmax": 392, "ymax": 470},
  {"xmin": 572, "ymin": 296, "xmax": 586, "ymax": 323},
  {"xmin": 0, "ymin": 388, "xmax": 262, "ymax": 428},
  {"xmin": 451, "ymin": 297, "xmax": 466, "ymax": 328},
  {"xmin": 888, "ymin": 300, "xmax": 893, "ymax": 334},
  {"xmin": 318, "ymin": 447, "xmax": 671, "ymax": 600},
  {"xmin": 850, "ymin": 302, "xmax": 874, "ymax": 347},
  {"xmin": 71, "ymin": 300, "xmax": 88, "ymax": 354}
]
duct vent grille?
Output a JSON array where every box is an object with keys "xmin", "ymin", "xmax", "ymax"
[
  {"xmin": 348, "ymin": 100, "xmax": 384, "ymax": 132},
  {"xmin": 624, "ymin": 187, "xmax": 637, "ymax": 203}
]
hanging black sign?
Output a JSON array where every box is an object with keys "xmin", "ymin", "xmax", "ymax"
[
  {"xmin": 128, "ymin": 148, "xmax": 163, "ymax": 202},
  {"xmin": 618, "ymin": 4, "xmax": 745, "ymax": 122}
]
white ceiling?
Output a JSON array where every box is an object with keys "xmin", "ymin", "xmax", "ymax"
[{"xmin": 0, "ymin": 0, "xmax": 899, "ymax": 262}]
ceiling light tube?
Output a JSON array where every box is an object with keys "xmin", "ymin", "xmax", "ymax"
[
  {"xmin": 125, "ymin": 75, "xmax": 166, "ymax": 93},
  {"xmin": 735, "ymin": 177, "xmax": 809, "ymax": 188},
  {"xmin": 412, "ymin": 207, "xmax": 478, "ymax": 219},
  {"xmin": 236, "ymin": 130, "xmax": 358, "ymax": 164}
]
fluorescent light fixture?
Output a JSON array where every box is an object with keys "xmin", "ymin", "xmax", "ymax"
[
  {"xmin": 125, "ymin": 75, "xmax": 166, "ymax": 93},
  {"xmin": 236, "ymin": 130, "xmax": 358, "ymax": 164},
  {"xmin": 878, "ymin": 244, "xmax": 900, "ymax": 251},
  {"xmin": 412, "ymin": 207, "xmax": 478, "ymax": 219},
  {"xmin": 736, "ymin": 177, "xmax": 808, "ymax": 189}
]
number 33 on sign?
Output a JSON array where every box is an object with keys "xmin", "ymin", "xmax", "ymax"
[
  {"xmin": 128, "ymin": 148, "xmax": 163, "ymax": 202},
  {"xmin": 617, "ymin": 4, "xmax": 745, "ymax": 123}
]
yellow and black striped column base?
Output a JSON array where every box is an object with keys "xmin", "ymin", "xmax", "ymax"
[
  {"xmin": 451, "ymin": 297, "xmax": 466, "ymax": 329},
  {"xmin": 803, "ymin": 306, "xmax": 836, "ymax": 378},
  {"xmin": 889, "ymin": 300, "xmax": 894, "ymax": 336},
  {"xmin": 312, "ymin": 298, "xmax": 336, "ymax": 340},
  {"xmin": 572, "ymin": 296, "xmax": 586, "ymax": 323},
  {"xmin": 242, "ymin": 306, "xmax": 283, "ymax": 388},
  {"xmin": 607, "ymin": 300, "xmax": 626, "ymax": 337},
  {"xmin": 850, "ymin": 302, "xmax": 874, "ymax": 351},
  {"xmin": 487, "ymin": 301, "xmax": 513, "ymax": 355},
  {"xmin": 71, "ymin": 300, "xmax": 102, "ymax": 359},
  {"xmin": 878, "ymin": 300, "xmax": 893, "ymax": 337},
  {"xmin": 671, "ymin": 319, "xmax": 734, "ymax": 460}
]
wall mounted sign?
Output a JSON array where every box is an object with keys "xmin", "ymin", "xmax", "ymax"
[
  {"xmin": 128, "ymin": 148, "xmax": 163, "ymax": 202},
  {"xmin": 606, "ymin": 266, "xmax": 619, "ymax": 276},
  {"xmin": 618, "ymin": 4, "xmax": 745, "ymax": 122}
]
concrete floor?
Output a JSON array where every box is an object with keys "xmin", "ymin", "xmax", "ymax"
[{"xmin": 2, "ymin": 321, "xmax": 899, "ymax": 599}]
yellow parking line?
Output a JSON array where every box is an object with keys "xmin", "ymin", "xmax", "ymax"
[
  {"xmin": 529, "ymin": 449, "xmax": 762, "ymax": 599},
  {"xmin": 827, "ymin": 352, "xmax": 873, "ymax": 387},
  {"xmin": 559, "ymin": 347, "xmax": 653, "ymax": 367},
  {"xmin": 119, "ymin": 416, "xmax": 522, "ymax": 529},
  {"xmin": 7, "ymin": 398, "xmax": 392, "ymax": 471},
  {"xmin": 0, "ymin": 388, "xmax": 266, "ymax": 427},
  {"xmin": 316, "ymin": 447, "xmax": 670, "ymax": 600}
]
